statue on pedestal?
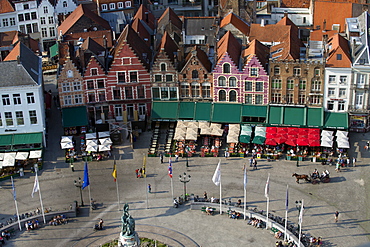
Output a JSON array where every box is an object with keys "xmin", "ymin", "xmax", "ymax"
[{"xmin": 119, "ymin": 203, "xmax": 139, "ymax": 247}]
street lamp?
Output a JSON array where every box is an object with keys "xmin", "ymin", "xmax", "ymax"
[
  {"xmin": 179, "ymin": 172, "xmax": 191, "ymax": 201},
  {"xmin": 74, "ymin": 177, "xmax": 84, "ymax": 206}
]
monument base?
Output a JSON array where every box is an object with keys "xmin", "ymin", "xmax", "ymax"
[{"xmin": 118, "ymin": 233, "xmax": 140, "ymax": 247}]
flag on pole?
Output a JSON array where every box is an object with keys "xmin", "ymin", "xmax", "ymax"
[
  {"xmin": 299, "ymin": 201, "xmax": 304, "ymax": 225},
  {"xmin": 142, "ymin": 155, "xmax": 147, "ymax": 178},
  {"xmin": 285, "ymin": 185, "xmax": 289, "ymax": 211},
  {"xmin": 212, "ymin": 160, "xmax": 221, "ymax": 186},
  {"xmin": 264, "ymin": 174, "xmax": 270, "ymax": 198},
  {"xmin": 82, "ymin": 162, "xmax": 90, "ymax": 189},
  {"xmin": 112, "ymin": 160, "xmax": 117, "ymax": 182},
  {"xmin": 11, "ymin": 176, "xmax": 16, "ymax": 201},
  {"xmin": 168, "ymin": 157, "xmax": 173, "ymax": 178},
  {"xmin": 243, "ymin": 166, "xmax": 247, "ymax": 189},
  {"xmin": 31, "ymin": 173, "xmax": 40, "ymax": 198}
]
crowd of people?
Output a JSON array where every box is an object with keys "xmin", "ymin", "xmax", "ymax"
[
  {"xmin": 25, "ymin": 220, "xmax": 40, "ymax": 231},
  {"xmin": 48, "ymin": 215, "xmax": 68, "ymax": 226}
]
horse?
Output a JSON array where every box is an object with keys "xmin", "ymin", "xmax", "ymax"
[{"xmin": 292, "ymin": 173, "xmax": 311, "ymax": 184}]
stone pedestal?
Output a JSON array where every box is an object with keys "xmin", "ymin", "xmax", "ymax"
[{"xmin": 118, "ymin": 233, "xmax": 140, "ymax": 247}]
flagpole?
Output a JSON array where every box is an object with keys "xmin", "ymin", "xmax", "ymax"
[
  {"xmin": 265, "ymin": 174, "xmax": 270, "ymax": 230},
  {"xmin": 284, "ymin": 184, "xmax": 289, "ymax": 241},
  {"xmin": 143, "ymin": 154, "xmax": 149, "ymax": 209},
  {"xmin": 298, "ymin": 199, "xmax": 304, "ymax": 247},
  {"xmin": 11, "ymin": 177, "xmax": 22, "ymax": 231},
  {"xmin": 243, "ymin": 165, "xmax": 247, "ymax": 220},
  {"xmin": 169, "ymin": 155, "xmax": 174, "ymax": 202},
  {"xmin": 36, "ymin": 171, "xmax": 46, "ymax": 224},
  {"xmin": 116, "ymin": 156, "xmax": 121, "ymax": 211},
  {"xmin": 219, "ymin": 160, "xmax": 222, "ymax": 215}
]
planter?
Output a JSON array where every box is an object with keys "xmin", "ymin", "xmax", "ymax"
[
  {"xmin": 148, "ymin": 153, "xmax": 157, "ymax": 157},
  {"xmin": 0, "ymin": 173, "xmax": 20, "ymax": 182}
]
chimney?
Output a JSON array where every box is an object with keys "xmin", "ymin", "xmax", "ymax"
[
  {"xmin": 323, "ymin": 19, "xmax": 326, "ymax": 30},
  {"xmin": 261, "ymin": 19, "xmax": 265, "ymax": 27},
  {"xmin": 284, "ymin": 11, "xmax": 288, "ymax": 18}
]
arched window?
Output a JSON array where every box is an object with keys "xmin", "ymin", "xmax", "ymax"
[
  {"xmin": 219, "ymin": 90, "xmax": 226, "ymax": 101},
  {"xmin": 229, "ymin": 77, "xmax": 236, "ymax": 87},
  {"xmin": 67, "ymin": 70, "xmax": 73, "ymax": 78},
  {"xmin": 229, "ymin": 90, "xmax": 237, "ymax": 102},
  {"xmin": 218, "ymin": 76, "xmax": 226, "ymax": 86},
  {"xmin": 223, "ymin": 63, "xmax": 231, "ymax": 73},
  {"xmin": 160, "ymin": 63, "xmax": 166, "ymax": 72},
  {"xmin": 192, "ymin": 70, "xmax": 198, "ymax": 79}
]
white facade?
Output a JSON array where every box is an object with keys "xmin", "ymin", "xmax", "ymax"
[
  {"xmin": 323, "ymin": 67, "xmax": 352, "ymax": 112},
  {"xmin": 0, "ymin": 11, "xmax": 18, "ymax": 32},
  {"xmin": 14, "ymin": 0, "xmax": 41, "ymax": 41},
  {"xmin": 55, "ymin": 0, "xmax": 77, "ymax": 15},
  {"xmin": 37, "ymin": 0, "xmax": 57, "ymax": 51},
  {"xmin": 258, "ymin": 7, "xmax": 312, "ymax": 27}
]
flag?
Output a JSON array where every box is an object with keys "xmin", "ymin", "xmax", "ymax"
[
  {"xmin": 11, "ymin": 176, "xmax": 16, "ymax": 201},
  {"xmin": 285, "ymin": 185, "xmax": 289, "ymax": 211},
  {"xmin": 299, "ymin": 201, "xmax": 304, "ymax": 225},
  {"xmin": 168, "ymin": 157, "xmax": 173, "ymax": 178},
  {"xmin": 212, "ymin": 160, "xmax": 221, "ymax": 186},
  {"xmin": 243, "ymin": 166, "xmax": 247, "ymax": 190},
  {"xmin": 264, "ymin": 174, "xmax": 270, "ymax": 198},
  {"xmin": 82, "ymin": 162, "xmax": 90, "ymax": 189},
  {"xmin": 31, "ymin": 173, "xmax": 39, "ymax": 198},
  {"xmin": 112, "ymin": 160, "xmax": 117, "ymax": 182},
  {"xmin": 142, "ymin": 155, "xmax": 147, "ymax": 178}
]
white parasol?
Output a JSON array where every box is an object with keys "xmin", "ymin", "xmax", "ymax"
[
  {"xmin": 228, "ymin": 124, "xmax": 240, "ymax": 132},
  {"xmin": 185, "ymin": 128, "xmax": 198, "ymax": 140},
  {"xmin": 86, "ymin": 145, "xmax": 98, "ymax": 152},
  {"xmin": 99, "ymin": 138, "xmax": 113, "ymax": 145},
  {"xmin": 98, "ymin": 145, "xmax": 111, "ymax": 151},
  {"xmin": 0, "ymin": 161, "xmax": 2, "ymax": 169},
  {"xmin": 15, "ymin": 152, "xmax": 29, "ymax": 160},
  {"xmin": 98, "ymin": 131, "xmax": 110, "ymax": 138},
  {"xmin": 336, "ymin": 130, "xmax": 348, "ymax": 138},
  {"xmin": 337, "ymin": 140, "xmax": 350, "ymax": 149},
  {"xmin": 176, "ymin": 121, "xmax": 187, "ymax": 128},
  {"xmin": 321, "ymin": 130, "xmax": 334, "ymax": 137},
  {"xmin": 210, "ymin": 123, "xmax": 222, "ymax": 129},
  {"xmin": 320, "ymin": 140, "xmax": 333, "ymax": 148},
  {"xmin": 86, "ymin": 133, "xmax": 97, "ymax": 139},
  {"xmin": 211, "ymin": 128, "xmax": 223, "ymax": 136},
  {"xmin": 198, "ymin": 122, "xmax": 210, "ymax": 129},
  {"xmin": 29, "ymin": 150, "xmax": 42, "ymax": 159},
  {"xmin": 321, "ymin": 135, "xmax": 334, "ymax": 141},
  {"xmin": 61, "ymin": 142, "xmax": 74, "ymax": 149},
  {"xmin": 200, "ymin": 127, "xmax": 212, "ymax": 135},
  {"xmin": 3, "ymin": 152, "xmax": 16, "ymax": 166},
  {"xmin": 227, "ymin": 134, "xmax": 239, "ymax": 143},
  {"xmin": 187, "ymin": 121, "xmax": 199, "ymax": 129},
  {"xmin": 0, "ymin": 153, "xmax": 4, "ymax": 161},
  {"xmin": 86, "ymin": 139, "xmax": 98, "ymax": 146},
  {"xmin": 61, "ymin": 136, "xmax": 73, "ymax": 143}
]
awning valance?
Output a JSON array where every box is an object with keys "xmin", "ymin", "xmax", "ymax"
[
  {"xmin": 152, "ymin": 101, "xmax": 179, "ymax": 120},
  {"xmin": 324, "ymin": 112, "xmax": 348, "ymax": 129},
  {"xmin": 179, "ymin": 102, "xmax": 195, "ymax": 119},
  {"xmin": 13, "ymin": 133, "xmax": 43, "ymax": 145},
  {"xmin": 212, "ymin": 103, "xmax": 242, "ymax": 123}
]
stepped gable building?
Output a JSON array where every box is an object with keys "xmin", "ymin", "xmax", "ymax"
[
  {"xmin": 219, "ymin": 12, "xmax": 250, "ymax": 45},
  {"xmin": 151, "ymin": 31, "xmax": 179, "ymax": 101},
  {"xmin": 241, "ymin": 39, "xmax": 270, "ymax": 105},
  {"xmin": 179, "ymin": 46, "xmax": 212, "ymax": 101},
  {"xmin": 131, "ymin": 17, "xmax": 152, "ymax": 48},
  {"xmin": 75, "ymin": 37, "xmax": 108, "ymax": 74},
  {"xmin": 133, "ymin": 4, "xmax": 156, "ymax": 34}
]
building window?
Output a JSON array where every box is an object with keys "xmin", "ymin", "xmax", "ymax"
[
  {"xmin": 191, "ymin": 84, "xmax": 200, "ymax": 97},
  {"xmin": 314, "ymin": 68, "xmax": 320, "ymax": 76},
  {"xmin": 41, "ymin": 28, "xmax": 47, "ymax": 37},
  {"xmin": 274, "ymin": 66, "xmax": 280, "ymax": 75},
  {"xmin": 161, "ymin": 88, "xmax": 169, "ymax": 99},
  {"xmin": 113, "ymin": 88, "xmax": 121, "ymax": 100},
  {"xmin": 250, "ymin": 67, "xmax": 258, "ymax": 76},
  {"xmin": 229, "ymin": 90, "xmax": 237, "ymax": 102},
  {"xmin": 23, "ymin": 3, "xmax": 29, "ymax": 9},
  {"xmin": 87, "ymin": 80, "xmax": 94, "ymax": 90},
  {"xmin": 29, "ymin": 110, "xmax": 37, "ymax": 124},
  {"xmin": 88, "ymin": 93, "xmax": 95, "ymax": 102},
  {"xmin": 339, "ymin": 76, "xmax": 347, "ymax": 84},
  {"xmin": 272, "ymin": 79, "xmax": 281, "ymax": 89},
  {"xmin": 229, "ymin": 77, "xmax": 236, "ymax": 87},
  {"xmin": 75, "ymin": 94, "xmax": 83, "ymax": 104},
  {"xmin": 311, "ymin": 95, "xmax": 320, "ymax": 104},
  {"xmin": 202, "ymin": 85, "xmax": 211, "ymax": 98},
  {"xmin": 357, "ymin": 74, "xmax": 366, "ymax": 85},
  {"xmin": 286, "ymin": 94, "xmax": 293, "ymax": 104},
  {"xmin": 129, "ymin": 71, "xmax": 138, "ymax": 82},
  {"xmin": 329, "ymin": 75, "xmax": 336, "ymax": 84},
  {"xmin": 2, "ymin": 19, "xmax": 8, "ymax": 27},
  {"xmin": 2, "ymin": 94, "xmax": 10, "ymax": 105},
  {"xmin": 97, "ymin": 79, "xmax": 105, "ymax": 88},
  {"xmin": 64, "ymin": 95, "xmax": 72, "ymax": 105},
  {"xmin": 170, "ymin": 87, "xmax": 177, "ymax": 99},
  {"xmin": 245, "ymin": 81, "xmax": 252, "ymax": 91},
  {"xmin": 218, "ymin": 76, "xmax": 226, "ymax": 86},
  {"xmin": 181, "ymin": 84, "xmax": 189, "ymax": 97},
  {"xmin": 154, "ymin": 75, "xmax": 162, "ymax": 82},
  {"xmin": 49, "ymin": 27, "xmax": 55, "ymax": 37},
  {"xmin": 31, "ymin": 12, "xmax": 37, "ymax": 20},
  {"xmin": 0, "ymin": 113, "xmax": 2, "ymax": 126},
  {"xmin": 102, "ymin": 4, "xmax": 108, "ymax": 10},
  {"xmin": 20, "ymin": 25, "xmax": 25, "ymax": 33},
  {"xmin": 27, "ymin": 93, "xmax": 35, "ymax": 104},
  {"xmin": 192, "ymin": 70, "xmax": 198, "ymax": 79},
  {"xmin": 219, "ymin": 90, "xmax": 226, "ymax": 101},
  {"xmin": 338, "ymin": 101, "xmax": 345, "ymax": 111},
  {"xmin": 311, "ymin": 80, "xmax": 321, "ymax": 91},
  {"xmin": 298, "ymin": 94, "xmax": 305, "ymax": 104},
  {"xmin": 160, "ymin": 63, "xmax": 166, "ymax": 71},
  {"xmin": 287, "ymin": 79, "xmax": 294, "ymax": 90},
  {"xmin": 327, "ymin": 101, "xmax": 334, "ymax": 110},
  {"xmin": 109, "ymin": 3, "xmax": 115, "ymax": 9},
  {"xmin": 48, "ymin": 16, "xmax": 54, "ymax": 24},
  {"xmin": 166, "ymin": 75, "xmax": 173, "ymax": 82},
  {"xmin": 255, "ymin": 95, "xmax": 263, "ymax": 104},
  {"xmin": 114, "ymin": 104, "xmax": 123, "ymax": 117},
  {"xmin": 138, "ymin": 103, "xmax": 146, "ymax": 116},
  {"xmin": 73, "ymin": 81, "xmax": 81, "ymax": 91},
  {"xmin": 18, "ymin": 14, "xmax": 24, "ymax": 22},
  {"xmin": 152, "ymin": 88, "xmax": 160, "ymax": 99},
  {"xmin": 25, "ymin": 13, "xmax": 30, "ymax": 21},
  {"xmin": 32, "ymin": 23, "xmax": 38, "ymax": 33},
  {"xmin": 98, "ymin": 91, "xmax": 106, "ymax": 101},
  {"xmin": 272, "ymin": 93, "xmax": 281, "ymax": 103},
  {"xmin": 63, "ymin": 1, "xmax": 67, "ymax": 7},
  {"xmin": 62, "ymin": 83, "xmax": 70, "ymax": 92},
  {"xmin": 255, "ymin": 81, "xmax": 263, "ymax": 92},
  {"xmin": 10, "ymin": 18, "xmax": 15, "ymax": 26},
  {"xmin": 125, "ymin": 1, "xmax": 131, "ymax": 7},
  {"xmin": 125, "ymin": 87, "xmax": 133, "ymax": 99},
  {"xmin": 43, "ymin": 6, "xmax": 48, "ymax": 13},
  {"xmin": 293, "ymin": 67, "xmax": 301, "ymax": 76},
  {"xmin": 137, "ymin": 85, "xmax": 145, "ymax": 98},
  {"xmin": 13, "ymin": 94, "xmax": 21, "ymax": 105},
  {"xmin": 118, "ymin": 72, "xmax": 126, "ymax": 83},
  {"xmin": 339, "ymin": 88, "xmax": 346, "ymax": 97},
  {"xmin": 337, "ymin": 54, "xmax": 342, "ymax": 60},
  {"xmin": 67, "ymin": 70, "xmax": 73, "ymax": 78},
  {"xmin": 223, "ymin": 63, "xmax": 231, "ymax": 73},
  {"xmin": 5, "ymin": 112, "xmax": 13, "ymax": 126},
  {"xmin": 245, "ymin": 94, "xmax": 252, "ymax": 104},
  {"xmin": 118, "ymin": 2, "xmax": 124, "ymax": 8},
  {"xmin": 328, "ymin": 88, "xmax": 335, "ymax": 96}
]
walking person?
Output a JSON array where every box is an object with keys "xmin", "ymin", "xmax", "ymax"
[
  {"xmin": 148, "ymin": 184, "xmax": 151, "ymax": 193},
  {"xmin": 175, "ymin": 153, "xmax": 179, "ymax": 162},
  {"xmin": 70, "ymin": 163, "xmax": 74, "ymax": 172},
  {"xmin": 334, "ymin": 211, "xmax": 339, "ymax": 222},
  {"xmin": 335, "ymin": 162, "xmax": 341, "ymax": 172},
  {"xmin": 352, "ymin": 157, "xmax": 356, "ymax": 167},
  {"xmin": 253, "ymin": 158, "xmax": 258, "ymax": 170},
  {"xmin": 135, "ymin": 169, "xmax": 139, "ymax": 178},
  {"xmin": 160, "ymin": 153, "xmax": 164, "ymax": 164},
  {"xmin": 138, "ymin": 168, "xmax": 142, "ymax": 178}
]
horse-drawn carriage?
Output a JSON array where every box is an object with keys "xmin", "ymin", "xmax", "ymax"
[{"xmin": 292, "ymin": 173, "xmax": 330, "ymax": 184}]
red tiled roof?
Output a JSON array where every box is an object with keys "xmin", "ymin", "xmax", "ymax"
[
  {"xmin": 133, "ymin": 4, "xmax": 156, "ymax": 31},
  {"xmin": 63, "ymin": 30, "xmax": 113, "ymax": 47},
  {"xmin": 219, "ymin": 0, "xmax": 228, "ymax": 9},
  {"xmin": 217, "ymin": 31, "xmax": 242, "ymax": 66},
  {"xmin": 158, "ymin": 7, "xmax": 182, "ymax": 31},
  {"xmin": 4, "ymin": 42, "xmax": 20, "ymax": 61},
  {"xmin": 220, "ymin": 12, "xmax": 250, "ymax": 36},
  {"xmin": 157, "ymin": 31, "xmax": 178, "ymax": 64},
  {"xmin": 326, "ymin": 34, "xmax": 351, "ymax": 68},
  {"xmin": 58, "ymin": 4, "xmax": 111, "ymax": 35},
  {"xmin": 309, "ymin": 30, "xmax": 338, "ymax": 41},
  {"xmin": 242, "ymin": 39, "xmax": 270, "ymax": 69},
  {"xmin": 0, "ymin": 0, "xmax": 15, "ymax": 14},
  {"xmin": 0, "ymin": 31, "xmax": 19, "ymax": 47},
  {"xmin": 131, "ymin": 17, "xmax": 151, "ymax": 47},
  {"xmin": 280, "ymin": 0, "xmax": 310, "ymax": 8},
  {"xmin": 184, "ymin": 46, "xmax": 212, "ymax": 72}
]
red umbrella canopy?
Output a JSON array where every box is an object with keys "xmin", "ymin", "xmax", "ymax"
[
  {"xmin": 297, "ymin": 138, "xmax": 309, "ymax": 146},
  {"xmin": 298, "ymin": 128, "xmax": 310, "ymax": 135},
  {"xmin": 266, "ymin": 127, "xmax": 277, "ymax": 133},
  {"xmin": 265, "ymin": 138, "xmax": 277, "ymax": 146},
  {"xmin": 308, "ymin": 128, "xmax": 320, "ymax": 135},
  {"xmin": 266, "ymin": 133, "xmax": 277, "ymax": 139},
  {"xmin": 309, "ymin": 139, "xmax": 321, "ymax": 147},
  {"xmin": 277, "ymin": 127, "xmax": 288, "ymax": 135},
  {"xmin": 287, "ymin": 128, "xmax": 300, "ymax": 135},
  {"xmin": 308, "ymin": 134, "xmax": 321, "ymax": 141},
  {"xmin": 285, "ymin": 138, "xmax": 297, "ymax": 146},
  {"xmin": 274, "ymin": 136, "xmax": 288, "ymax": 144}
]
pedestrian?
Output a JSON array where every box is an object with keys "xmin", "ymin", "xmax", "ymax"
[
  {"xmin": 352, "ymin": 157, "xmax": 356, "ymax": 167},
  {"xmin": 224, "ymin": 150, "xmax": 229, "ymax": 159},
  {"xmin": 334, "ymin": 211, "xmax": 339, "ymax": 222},
  {"xmin": 249, "ymin": 158, "xmax": 253, "ymax": 167},
  {"xmin": 160, "ymin": 153, "xmax": 164, "ymax": 164},
  {"xmin": 135, "ymin": 169, "xmax": 139, "ymax": 178},
  {"xmin": 203, "ymin": 191, "xmax": 207, "ymax": 200},
  {"xmin": 253, "ymin": 159, "xmax": 257, "ymax": 170},
  {"xmin": 70, "ymin": 163, "xmax": 74, "ymax": 172},
  {"xmin": 175, "ymin": 153, "xmax": 179, "ymax": 162},
  {"xmin": 317, "ymin": 237, "xmax": 323, "ymax": 247},
  {"xmin": 139, "ymin": 168, "xmax": 142, "ymax": 178},
  {"xmin": 148, "ymin": 184, "xmax": 151, "ymax": 193},
  {"xmin": 335, "ymin": 162, "xmax": 341, "ymax": 172},
  {"xmin": 346, "ymin": 158, "xmax": 350, "ymax": 167}
]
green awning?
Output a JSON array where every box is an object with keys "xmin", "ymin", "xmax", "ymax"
[
  {"xmin": 307, "ymin": 108, "xmax": 323, "ymax": 127},
  {"xmin": 194, "ymin": 102, "xmax": 212, "ymax": 121},
  {"xmin": 252, "ymin": 136, "xmax": 266, "ymax": 144},
  {"xmin": 178, "ymin": 102, "xmax": 195, "ymax": 119},
  {"xmin": 13, "ymin": 133, "xmax": 43, "ymax": 145},
  {"xmin": 0, "ymin": 134, "xmax": 13, "ymax": 146},
  {"xmin": 268, "ymin": 106, "xmax": 283, "ymax": 125},
  {"xmin": 283, "ymin": 107, "xmax": 305, "ymax": 126},
  {"xmin": 50, "ymin": 43, "xmax": 58, "ymax": 58},
  {"xmin": 212, "ymin": 103, "xmax": 242, "ymax": 123},
  {"xmin": 62, "ymin": 106, "xmax": 88, "ymax": 127},
  {"xmin": 242, "ymin": 105, "xmax": 267, "ymax": 117},
  {"xmin": 239, "ymin": 135, "xmax": 251, "ymax": 143},
  {"xmin": 151, "ymin": 101, "xmax": 179, "ymax": 120},
  {"xmin": 324, "ymin": 112, "xmax": 348, "ymax": 129}
]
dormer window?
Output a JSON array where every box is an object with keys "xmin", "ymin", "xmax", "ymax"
[
  {"xmin": 102, "ymin": 4, "xmax": 108, "ymax": 10},
  {"xmin": 67, "ymin": 70, "xmax": 73, "ymax": 78},
  {"xmin": 63, "ymin": 1, "xmax": 67, "ymax": 7},
  {"xmin": 125, "ymin": 1, "xmax": 131, "ymax": 8},
  {"xmin": 160, "ymin": 63, "xmax": 166, "ymax": 72},
  {"xmin": 250, "ymin": 67, "xmax": 258, "ymax": 77},
  {"xmin": 192, "ymin": 70, "xmax": 198, "ymax": 79},
  {"xmin": 223, "ymin": 63, "xmax": 231, "ymax": 73},
  {"xmin": 91, "ymin": 68, "xmax": 97, "ymax": 76},
  {"xmin": 337, "ymin": 54, "xmax": 342, "ymax": 60},
  {"xmin": 109, "ymin": 3, "xmax": 115, "ymax": 9},
  {"xmin": 118, "ymin": 2, "xmax": 123, "ymax": 8}
]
